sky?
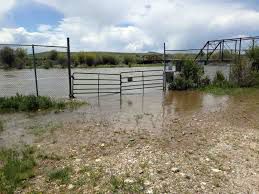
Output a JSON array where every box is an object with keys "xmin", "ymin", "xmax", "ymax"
[{"xmin": 0, "ymin": 0, "xmax": 259, "ymax": 52}]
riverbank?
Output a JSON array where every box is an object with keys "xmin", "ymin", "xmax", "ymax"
[{"xmin": 0, "ymin": 90, "xmax": 258, "ymax": 193}]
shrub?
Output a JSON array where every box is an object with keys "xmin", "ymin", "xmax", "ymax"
[
  {"xmin": 0, "ymin": 146, "xmax": 36, "ymax": 193},
  {"xmin": 85, "ymin": 54, "xmax": 96, "ymax": 67},
  {"xmin": 0, "ymin": 47, "xmax": 15, "ymax": 69},
  {"xmin": 168, "ymin": 76, "xmax": 194, "ymax": 90},
  {"xmin": 48, "ymin": 50, "xmax": 58, "ymax": 61},
  {"xmin": 48, "ymin": 167, "xmax": 72, "ymax": 184},
  {"xmin": 168, "ymin": 60, "xmax": 203, "ymax": 90},
  {"xmin": 123, "ymin": 55, "xmax": 136, "ymax": 65},
  {"xmin": 200, "ymin": 76, "xmax": 211, "ymax": 87},
  {"xmin": 102, "ymin": 55, "xmax": 119, "ymax": 65},
  {"xmin": 77, "ymin": 52, "xmax": 86, "ymax": 64},
  {"xmin": 57, "ymin": 54, "xmax": 67, "ymax": 68},
  {"xmin": 230, "ymin": 59, "xmax": 259, "ymax": 87},
  {"xmin": 246, "ymin": 45, "xmax": 259, "ymax": 71}
]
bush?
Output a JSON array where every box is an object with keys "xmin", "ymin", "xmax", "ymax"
[
  {"xmin": 0, "ymin": 47, "xmax": 15, "ymax": 69},
  {"xmin": 77, "ymin": 52, "xmax": 86, "ymax": 64},
  {"xmin": 85, "ymin": 54, "xmax": 96, "ymax": 66},
  {"xmin": 230, "ymin": 59, "xmax": 259, "ymax": 87},
  {"xmin": 246, "ymin": 46, "xmax": 259, "ymax": 71},
  {"xmin": 48, "ymin": 50, "xmax": 58, "ymax": 61},
  {"xmin": 102, "ymin": 55, "xmax": 119, "ymax": 65},
  {"xmin": 57, "ymin": 54, "xmax": 67, "ymax": 68},
  {"xmin": 168, "ymin": 60, "xmax": 203, "ymax": 90},
  {"xmin": 168, "ymin": 76, "xmax": 194, "ymax": 90},
  {"xmin": 123, "ymin": 55, "xmax": 136, "ymax": 65}
]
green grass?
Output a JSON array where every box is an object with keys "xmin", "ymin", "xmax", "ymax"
[
  {"xmin": 200, "ymin": 85, "xmax": 259, "ymax": 96},
  {"xmin": 0, "ymin": 94, "xmax": 86, "ymax": 113},
  {"xmin": 0, "ymin": 146, "xmax": 36, "ymax": 193},
  {"xmin": 48, "ymin": 167, "xmax": 72, "ymax": 184}
]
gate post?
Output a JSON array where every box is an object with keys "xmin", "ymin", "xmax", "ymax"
[
  {"xmin": 32, "ymin": 45, "xmax": 39, "ymax": 96},
  {"xmin": 163, "ymin": 42, "xmax": 166, "ymax": 91},
  {"xmin": 67, "ymin": 37, "xmax": 73, "ymax": 98}
]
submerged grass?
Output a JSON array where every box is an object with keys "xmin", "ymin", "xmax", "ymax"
[
  {"xmin": 200, "ymin": 86, "xmax": 259, "ymax": 96},
  {"xmin": 0, "ymin": 146, "xmax": 36, "ymax": 193},
  {"xmin": 0, "ymin": 94, "xmax": 86, "ymax": 113}
]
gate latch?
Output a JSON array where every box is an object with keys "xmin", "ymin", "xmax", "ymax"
[{"xmin": 128, "ymin": 77, "xmax": 133, "ymax": 82}]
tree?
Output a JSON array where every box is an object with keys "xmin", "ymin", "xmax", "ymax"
[
  {"xmin": 15, "ymin": 48, "xmax": 27, "ymax": 69},
  {"xmin": 0, "ymin": 47, "xmax": 15, "ymax": 68},
  {"xmin": 48, "ymin": 50, "xmax": 58, "ymax": 60}
]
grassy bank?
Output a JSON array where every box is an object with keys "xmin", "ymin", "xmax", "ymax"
[
  {"xmin": 0, "ymin": 94, "xmax": 86, "ymax": 113},
  {"xmin": 200, "ymin": 86, "xmax": 259, "ymax": 96}
]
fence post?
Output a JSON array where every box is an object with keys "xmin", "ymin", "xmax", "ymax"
[
  {"xmin": 98, "ymin": 73, "xmax": 100, "ymax": 98},
  {"xmin": 67, "ymin": 37, "xmax": 73, "ymax": 98},
  {"xmin": 142, "ymin": 71, "xmax": 144, "ymax": 94},
  {"xmin": 32, "ymin": 45, "xmax": 39, "ymax": 96},
  {"xmin": 120, "ymin": 74, "xmax": 122, "ymax": 96},
  {"xmin": 163, "ymin": 42, "xmax": 166, "ymax": 91}
]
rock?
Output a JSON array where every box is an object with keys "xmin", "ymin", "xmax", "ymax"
[
  {"xmin": 95, "ymin": 158, "xmax": 101, "ymax": 162},
  {"xmin": 124, "ymin": 178, "xmax": 134, "ymax": 183},
  {"xmin": 100, "ymin": 143, "xmax": 105, "ymax": 147},
  {"xmin": 172, "ymin": 167, "xmax": 180, "ymax": 173},
  {"xmin": 211, "ymin": 168, "xmax": 221, "ymax": 173},
  {"xmin": 68, "ymin": 184, "xmax": 74, "ymax": 190},
  {"xmin": 144, "ymin": 180, "xmax": 151, "ymax": 186},
  {"xmin": 75, "ymin": 158, "xmax": 82, "ymax": 163}
]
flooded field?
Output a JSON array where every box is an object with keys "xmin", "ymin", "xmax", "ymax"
[
  {"xmin": 0, "ymin": 64, "xmax": 230, "ymax": 97},
  {"xmin": 0, "ymin": 87, "xmax": 259, "ymax": 193}
]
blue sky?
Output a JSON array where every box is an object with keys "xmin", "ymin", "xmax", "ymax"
[
  {"xmin": 7, "ymin": 1, "xmax": 63, "ymax": 30},
  {"xmin": 0, "ymin": 0, "xmax": 259, "ymax": 52}
]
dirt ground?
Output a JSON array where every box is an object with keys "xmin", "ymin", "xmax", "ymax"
[{"xmin": 0, "ymin": 91, "xmax": 259, "ymax": 193}]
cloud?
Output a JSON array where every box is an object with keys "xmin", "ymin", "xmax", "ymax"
[{"xmin": 1, "ymin": 0, "xmax": 259, "ymax": 52}]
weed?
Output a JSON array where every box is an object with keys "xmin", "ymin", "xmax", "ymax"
[
  {"xmin": 0, "ymin": 146, "xmax": 36, "ymax": 193},
  {"xmin": 48, "ymin": 167, "xmax": 72, "ymax": 184},
  {"xmin": 109, "ymin": 176, "xmax": 145, "ymax": 193},
  {"xmin": 79, "ymin": 166, "xmax": 103, "ymax": 187}
]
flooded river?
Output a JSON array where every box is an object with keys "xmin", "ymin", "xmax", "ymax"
[{"xmin": 0, "ymin": 64, "xmax": 230, "ymax": 97}]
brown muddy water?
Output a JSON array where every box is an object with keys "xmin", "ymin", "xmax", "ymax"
[{"xmin": 0, "ymin": 65, "xmax": 230, "ymax": 97}]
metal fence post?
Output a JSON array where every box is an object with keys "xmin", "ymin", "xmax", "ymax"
[
  {"xmin": 67, "ymin": 37, "xmax": 73, "ymax": 98},
  {"xmin": 120, "ymin": 74, "xmax": 122, "ymax": 96},
  {"xmin": 32, "ymin": 45, "xmax": 39, "ymax": 96},
  {"xmin": 163, "ymin": 42, "xmax": 166, "ymax": 91},
  {"xmin": 142, "ymin": 71, "xmax": 144, "ymax": 94},
  {"xmin": 98, "ymin": 73, "xmax": 100, "ymax": 98}
]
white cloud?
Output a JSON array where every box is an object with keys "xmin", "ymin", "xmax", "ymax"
[{"xmin": 1, "ymin": 0, "xmax": 259, "ymax": 52}]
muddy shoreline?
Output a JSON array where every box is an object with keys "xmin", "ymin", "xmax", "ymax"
[{"xmin": 0, "ymin": 90, "xmax": 259, "ymax": 193}]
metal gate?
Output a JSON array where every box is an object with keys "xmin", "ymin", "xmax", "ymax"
[{"xmin": 71, "ymin": 70, "xmax": 164, "ymax": 97}]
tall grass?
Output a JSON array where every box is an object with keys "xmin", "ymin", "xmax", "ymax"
[{"xmin": 0, "ymin": 94, "xmax": 66, "ymax": 112}]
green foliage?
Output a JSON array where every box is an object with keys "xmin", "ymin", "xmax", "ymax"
[
  {"xmin": 85, "ymin": 54, "xmax": 96, "ymax": 67},
  {"xmin": 0, "ymin": 94, "xmax": 66, "ymax": 113},
  {"xmin": 48, "ymin": 167, "xmax": 72, "ymax": 184},
  {"xmin": 0, "ymin": 47, "xmax": 16, "ymax": 69},
  {"xmin": 230, "ymin": 59, "xmax": 259, "ymax": 87},
  {"xmin": 0, "ymin": 146, "xmax": 36, "ymax": 194},
  {"xmin": 57, "ymin": 54, "xmax": 67, "ymax": 68},
  {"xmin": 123, "ymin": 55, "xmax": 136, "ymax": 66},
  {"xmin": 102, "ymin": 55, "xmax": 119, "ymax": 65},
  {"xmin": 168, "ymin": 76, "xmax": 194, "ymax": 90},
  {"xmin": 48, "ymin": 50, "xmax": 58, "ymax": 61},
  {"xmin": 169, "ymin": 60, "xmax": 203, "ymax": 90}
]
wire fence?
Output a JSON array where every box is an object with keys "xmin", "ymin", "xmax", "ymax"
[{"xmin": 0, "ymin": 39, "xmax": 71, "ymax": 98}]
